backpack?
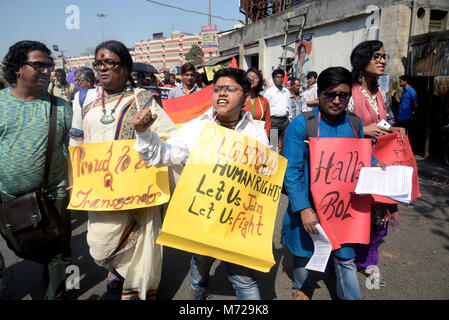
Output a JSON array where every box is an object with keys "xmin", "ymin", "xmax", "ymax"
[{"xmin": 303, "ymin": 110, "xmax": 362, "ymax": 140}]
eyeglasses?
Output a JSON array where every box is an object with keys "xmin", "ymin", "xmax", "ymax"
[
  {"xmin": 212, "ymin": 85, "xmax": 243, "ymax": 93},
  {"xmin": 75, "ymin": 78, "xmax": 87, "ymax": 83},
  {"xmin": 372, "ymin": 53, "xmax": 390, "ymax": 63},
  {"xmin": 92, "ymin": 59, "xmax": 121, "ymax": 70},
  {"xmin": 24, "ymin": 61, "xmax": 55, "ymax": 72},
  {"xmin": 321, "ymin": 91, "xmax": 351, "ymax": 102}
]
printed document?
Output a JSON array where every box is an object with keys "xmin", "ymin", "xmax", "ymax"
[
  {"xmin": 305, "ymin": 224, "xmax": 332, "ymax": 273},
  {"xmin": 355, "ymin": 166, "xmax": 413, "ymax": 203}
]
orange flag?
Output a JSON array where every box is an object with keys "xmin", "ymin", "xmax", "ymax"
[
  {"xmin": 230, "ymin": 56, "xmax": 238, "ymax": 68},
  {"xmin": 162, "ymin": 85, "xmax": 213, "ymax": 124}
]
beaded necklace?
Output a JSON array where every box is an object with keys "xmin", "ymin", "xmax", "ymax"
[
  {"xmin": 99, "ymin": 89, "xmax": 126, "ymax": 125},
  {"xmin": 213, "ymin": 112, "xmax": 241, "ymax": 130}
]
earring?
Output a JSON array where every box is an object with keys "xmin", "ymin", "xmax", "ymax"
[{"xmin": 358, "ymin": 73, "xmax": 365, "ymax": 84}]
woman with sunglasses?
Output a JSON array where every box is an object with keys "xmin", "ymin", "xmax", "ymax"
[
  {"xmin": 133, "ymin": 68, "xmax": 269, "ymax": 300},
  {"xmin": 68, "ymin": 40, "xmax": 177, "ymax": 300},
  {"xmin": 282, "ymin": 67, "xmax": 386, "ymax": 300},
  {"xmin": 348, "ymin": 40, "xmax": 404, "ymax": 288}
]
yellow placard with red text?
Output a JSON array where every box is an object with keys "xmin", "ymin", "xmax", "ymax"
[
  {"xmin": 156, "ymin": 122, "xmax": 287, "ymax": 272},
  {"xmin": 67, "ymin": 140, "xmax": 170, "ymax": 211}
]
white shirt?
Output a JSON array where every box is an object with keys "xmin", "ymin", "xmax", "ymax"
[
  {"xmin": 301, "ymin": 82, "xmax": 318, "ymax": 112},
  {"xmin": 134, "ymin": 107, "xmax": 269, "ymax": 167},
  {"xmin": 263, "ymin": 85, "xmax": 292, "ymax": 119}
]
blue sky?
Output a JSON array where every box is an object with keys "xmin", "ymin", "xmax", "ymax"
[{"xmin": 0, "ymin": 0, "xmax": 243, "ymax": 58}]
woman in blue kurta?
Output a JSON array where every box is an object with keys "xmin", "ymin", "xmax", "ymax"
[{"xmin": 282, "ymin": 67, "xmax": 385, "ymax": 300}]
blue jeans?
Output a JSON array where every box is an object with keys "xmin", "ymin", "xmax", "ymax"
[
  {"xmin": 189, "ymin": 254, "xmax": 261, "ymax": 300},
  {"xmin": 292, "ymin": 254, "xmax": 361, "ymax": 300}
]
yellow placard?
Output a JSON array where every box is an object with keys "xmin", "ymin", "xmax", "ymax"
[
  {"xmin": 156, "ymin": 122, "xmax": 287, "ymax": 272},
  {"xmin": 68, "ymin": 140, "xmax": 170, "ymax": 211},
  {"xmin": 204, "ymin": 65, "xmax": 226, "ymax": 82}
]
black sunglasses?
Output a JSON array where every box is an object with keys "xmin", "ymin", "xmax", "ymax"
[
  {"xmin": 321, "ymin": 91, "xmax": 351, "ymax": 102},
  {"xmin": 24, "ymin": 61, "xmax": 55, "ymax": 72}
]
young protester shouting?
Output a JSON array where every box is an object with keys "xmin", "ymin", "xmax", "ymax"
[
  {"xmin": 133, "ymin": 68, "xmax": 269, "ymax": 300},
  {"xmin": 281, "ymin": 67, "xmax": 386, "ymax": 300}
]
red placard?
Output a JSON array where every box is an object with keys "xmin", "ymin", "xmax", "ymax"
[
  {"xmin": 372, "ymin": 132, "xmax": 421, "ymax": 203},
  {"xmin": 309, "ymin": 137, "xmax": 373, "ymax": 250}
]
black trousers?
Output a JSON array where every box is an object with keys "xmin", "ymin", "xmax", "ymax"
[{"xmin": 270, "ymin": 115, "xmax": 290, "ymax": 150}]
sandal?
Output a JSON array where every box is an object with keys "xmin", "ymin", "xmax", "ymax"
[{"xmin": 106, "ymin": 271, "xmax": 124, "ymax": 295}]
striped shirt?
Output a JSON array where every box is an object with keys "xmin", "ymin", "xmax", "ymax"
[{"xmin": 0, "ymin": 88, "xmax": 72, "ymax": 201}]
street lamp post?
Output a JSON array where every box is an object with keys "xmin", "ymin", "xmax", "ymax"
[
  {"xmin": 97, "ymin": 13, "xmax": 107, "ymax": 43},
  {"xmin": 53, "ymin": 45, "xmax": 65, "ymax": 71}
]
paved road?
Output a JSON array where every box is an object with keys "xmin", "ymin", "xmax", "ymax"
[{"xmin": 1, "ymin": 157, "xmax": 448, "ymax": 300}]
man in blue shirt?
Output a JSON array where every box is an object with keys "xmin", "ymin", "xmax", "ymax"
[
  {"xmin": 167, "ymin": 63, "xmax": 200, "ymax": 99},
  {"xmin": 395, "ymin": 75, "xmax": 417, "ymax": 131},
  {"xmin": 282, "ymin": 67, "xmax": 385, "ymax": 300}
]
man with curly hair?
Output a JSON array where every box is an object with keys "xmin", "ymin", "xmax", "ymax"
[{"xmin": 0, "ymin": 40, "xmax": 73, "ymax": 299}]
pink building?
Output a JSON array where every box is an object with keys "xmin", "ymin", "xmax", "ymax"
[{"xmin": 133, "ymin": 30, "xmax": 220, "ymax": 73}]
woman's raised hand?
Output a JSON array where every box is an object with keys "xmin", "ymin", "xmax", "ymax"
[{"xmin": 133, "ymin": 108, "xmax": 158, "ymax": 132}]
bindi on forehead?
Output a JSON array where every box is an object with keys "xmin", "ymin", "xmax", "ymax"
[{"xmin": 96, "ymin": 48, "xmax": 117, "ymax": 60}]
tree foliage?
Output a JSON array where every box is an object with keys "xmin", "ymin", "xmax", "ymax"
[{"xmin": 185, "ymin": 44, "xmax": 203, "ymax": 66}]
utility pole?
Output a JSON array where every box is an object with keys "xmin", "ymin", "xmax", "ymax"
[
  {"xmin": 97, "ymin": 13, "xmax": 107, "ymax": 43},
  {"xmin": 52, "ymin": 45, "xmax": 65, "ymax": 71},
  {"xmin": 208, "ymin": 0, "xmax": 211, "ymax": 25},
  {"xmin": 208, "ymin": 0, "xmax": 212, "ymax": 62}
]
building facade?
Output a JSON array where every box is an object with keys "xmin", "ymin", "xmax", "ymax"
[
  {"xmin": 134, "ymin": 30, "xmax": 220, "ymax": 73},
  {"xmin": 55, "ymin": 30, "xmax": 220, "ymax": 73},
  {"xmin": 220, "ymin": 0, "xmax": 449, "ymax": 89}
]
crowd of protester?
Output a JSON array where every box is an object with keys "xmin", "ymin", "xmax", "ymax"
[{"xmin": 0, "ymin": 38, "xmax": 416, "ymax": 300}]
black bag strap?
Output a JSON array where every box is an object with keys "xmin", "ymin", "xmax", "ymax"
[
  {"xmin": 42, "ymin": 95, "xmax": 58, "ymax": 193},
  {"xmin": 304, "ymin": 110, "xmax": 362, "ymax": 141},
  {"xmin": 346, "ymin": 111, "xmax": 362, "ymax": 137},
  {"xmin": 304, "ymin": 111, "xmax": 318, "ymax": 141}
]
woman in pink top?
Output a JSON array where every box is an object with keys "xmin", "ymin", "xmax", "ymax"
[{"xmin": 348, "ymin": 40, "xmax": 405, "ymax": 288}]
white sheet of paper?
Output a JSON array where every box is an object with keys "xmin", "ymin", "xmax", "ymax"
[
  {"xmin": 355, "ymin": 166, "xmax": 413, "ymax": 203},
  {"xmin": 253, "ymin": 120, "xmax": 265, "ymax": 131},
  {"xmin": 305, "ymin": 224, "xmax": 332, "ymax": 273}
]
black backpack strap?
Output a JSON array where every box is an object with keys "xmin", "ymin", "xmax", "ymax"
[
  {"xmin": 304, "ymin": 111, "xmax": 318, "ymax": 141},
  {"xmin": 304, "ymin": 110, "xmax": 362, "ymax": 140},
  {"xmin": 42, "ymin": 95, "xmax": 57, "ymax": 193},
  {"xmin": 346, "ymin": 111, "xmax": 362, "ymax": 137}
]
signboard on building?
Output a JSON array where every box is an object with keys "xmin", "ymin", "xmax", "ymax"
[{"xmin": 201, "ymin": 25, "xmax": 218, "ymax": 53}]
